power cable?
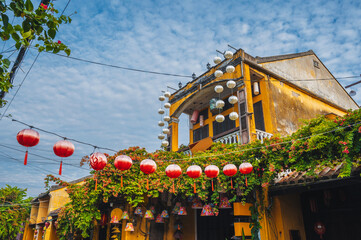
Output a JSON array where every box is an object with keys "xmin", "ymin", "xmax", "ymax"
[{"xmin": 60, "ymin": 0, "xmax": 72, "ymax": 15}]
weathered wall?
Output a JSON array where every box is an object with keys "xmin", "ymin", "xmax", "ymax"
[{"xmin": 260, "ymin": 55, "xmax": 358, "ymax": 110}]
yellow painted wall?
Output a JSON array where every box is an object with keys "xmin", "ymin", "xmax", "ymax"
[
  {"xmin": 36, "ymin": 198, "xmax": 49, "ymax": 224},
  {"xmin": 29, "ymin": 204, "xmax": 39, "ymax": 225}
]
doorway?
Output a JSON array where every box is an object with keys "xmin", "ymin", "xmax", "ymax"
[{"xmin": 196, "ymin": 209, "xmax": 234, "ymax": 240}]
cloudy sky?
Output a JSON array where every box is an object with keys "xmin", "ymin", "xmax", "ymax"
[{"xmin": 0, "ymin": 0, "xmax": 360, "ymax": 196}]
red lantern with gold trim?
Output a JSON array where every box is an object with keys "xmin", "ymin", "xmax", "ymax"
[
  {"xmin": 16, "ymin": 129, "xmax": 40, "ymax": 165},
  {"xmin": 140, "ymin": 159, "xmax": 157, "ymax": 190},
  {"xmin": 53, "ymin": 140, "xmax": 75, "ymax": 176},
  {"xmin": 114, "ymin": 155, "xmax": 133, "ymax": 187}
]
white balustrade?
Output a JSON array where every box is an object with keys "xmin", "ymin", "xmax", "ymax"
[
  {"xmin": 256, "ymin": 129, "xmax": 273, "ymax": 143},
  {"xmin": 214, "ymin": 131, "xmax": 240, "ymax": 144}
]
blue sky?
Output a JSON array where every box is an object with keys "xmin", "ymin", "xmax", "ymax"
[{"xmin": 0, "ymin": 0, "xmax": 360, "ymax": 196}]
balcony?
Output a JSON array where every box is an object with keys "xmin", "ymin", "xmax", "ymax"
[{"xmin": 255, "ymin": 129, "xmax": 273, "ymax": 143}]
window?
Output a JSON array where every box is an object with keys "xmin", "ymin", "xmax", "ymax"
[
  {"xmin": 213, "ymin": 115, "xmax": 236, "ymax": 137},
  {"xmin": 195, "ymin": 108, "xmax": 208, "ymax": 124},
  {"xmin": 253, "ymin": 101, "xmax": 265, "ymax": 131},
  {"xmin": 193, "ymin": 124, "xmax": 209, "ymax": 142},
  {"xmin": 212, "ymin": 95, "xmax": 235, "ymax": 116},
  {"xmin": 313, "ymin": 60, "xmax": 319, "ymax": 68}
]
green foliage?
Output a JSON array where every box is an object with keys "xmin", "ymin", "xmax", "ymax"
[
  {"xmin": 0, "ymin": 185, "xmax": 32, "ymax": 240},
  {"xmin": 0, "ymin": 0, "xmax": 72, "ymax": 107},
  {"xmin": 46, "ymin": 109, "xmax": 361, "ymax": 239}
]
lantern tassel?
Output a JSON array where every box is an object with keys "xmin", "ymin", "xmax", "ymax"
[
  {"xmin": 245, "ymin": 177, "xmax": 248, "ymax": 187},
  {"xmin": 24, "ymin": 150, "xmax": 28, "ymax": 165},
  {"xmin": 172, "ymin": 180, "xmax": 175, "ymax": 193},
  {"xmin": 231, "ymin": 178, "xmax": 233, "ymax": 189},
  {"xmin": 211, "ymin": 180, "xmax": 214, "ymax": 191},
  {"xmin": 59, "ymin": 160, "xmax": 62, "ymax": 175},
  {"xmin": 147, "ymin": 179, "xmax": 149, "ymax": 190},
  {"xmin": 121, "ymin": 175, "xmax": 123, "ymax": 188},
  {"xmin": 193, "ymin": 182, "xmax": 196, "ymax": 194},
  {"xmin": 94, "ymin": 174, "xmax": 98, "ymax": 191}
]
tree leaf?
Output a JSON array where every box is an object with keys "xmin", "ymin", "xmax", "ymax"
[
  {"xmin": 11, "ymin": 32, "xmax": 20, "ymax": 42},
  {"xmin": 64, "ymin": 48, "xmax": 71, "ymax": 56},
  {"xmin": 22, "ymin": 19, "xmax": 30, "ymax": 32},
  {"xmin": 25, "ymin": 0, "xmax": 33, "ymax": 12},
  {"xmin": 1, "ymin": 13, "xmax": 9, "ymax": 30},
  {"xmin": 3, "ymin": 59, "xmax": 10, "ymax": 68},
  {"xmin": 48, "ymin": 29, "xmax": 56, "ymax": 39},
  {"xmin": 22, "ymin": 30, "xmax": 31, "ymax": 39}
]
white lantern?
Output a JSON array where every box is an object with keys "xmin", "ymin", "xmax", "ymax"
[
  {"xmin": 216, "ymin": 100, "xmax": 225, "ymax": 109},
  {"xmin": 214, "ymin": 70, "xmax": 223, "ymax": 78},
  {"xmin": 214, "ymin": 56, "xmax": 222, "ymax": 64},
  {"xmin": 158, "ymin": 121, "xmax": 165, "ymax": 127},
  {"xmin": 163, "ymin": 116, "xmax": 170, "ymax": 122},
  {"xmin": 224, "ymin": 51, "xmax": 233, "ymax": 59},
  {"xmin": 161, "ymin": 140, "xmax": 169, "ymax": 147},
  {"xmin": 214, "ymin": 85, "xmax": 224, "ymax": 93},
  {"xmin": 159, "ymin": 96, "xmax": 165, "ymax": 101},
  {"xmin": 162, "ymin": 128, "xmax": 170, "ymax": 134},
  {"xmin": 164, "ymin": 91, "xmax": 171, "ymax": 98},
  {"xmin": 158, "ymin": 109, "xmax": 165, "ymax": 114},
  {"xmin": 226, "ymin": 80, "xmax": 236, "ymax": 89},
  {"xmin": 158, "ymin": 134, "xmax": 165, "ymax": 140},
  {"xmin": 253, "ymin": 82, "xmax": 260, "ymax": 95},
  {"xmin": 164, "ymin": 103, "xmax": 171, "ymax": 109},
  {"xmin": 228, "ymin": 96, "xmax": 238, "ymax": 105},
  {"xmin": 215, "ymin": 114, "xmax": 225, "ymax": 123},
  {"xmin": 229, "ymin": 112, "xmax": 239, "ymax": 120},
  {"xmin": 226, "ymin": 65, "xmax": 235, "ymax": 73}
]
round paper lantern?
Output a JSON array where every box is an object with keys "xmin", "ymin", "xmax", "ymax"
[
  {"xmin": 114, "ymin": 155, "xmax": 133, "ymax": 187},
  {"xmin": 161, "ymin": 140, "xmax": 169, "ymax": 147},
  {"xmin": 226, "ymin": 80, "xmax": 236, "ymax": 89},
  {"xmin": 223, "ymin": 164, "xmax": 237, "ymax": 188},
  {"xmin": 158, "ymin": 121, "xmax": 165, "ymax": 127},
  {"xmin": 166, "ymin": 164, "xmax": 182, "ymax": 193},
  {"xmin": 163, "ymin": 116, "xmax": 170, "ymax": 122},
  {"xmin": 53, "ymin": 140, "xmax": 75, "ymax": 175},
  {"xmin": 229, "ymin": 112, "xmax": 239, "ymax": 120},
  {"xmin": 162, "ymin": 128, "xmax": 170, "ymax": 134},
  {"xmin": 17, "ymin": 129, "xmax": 40, "ymax": 165},
  {"xmin": 239, "ymin": 162, "xmax": 253, "ymax": 187},
  {"xmin": 140, "ymin": 159, "xmax": 157, "ymax": 190},
  {"xmin": 228, "ymin": 96, "xmax": 238, "ymax": 104},
  {"xmin": 215, "ymin": 114, "xmax": 225, "ymax": 123},
  {"xmin": 226, "ymin": 65, "xmax": 235, "ymax": 73},
  {"xmin": 214, "ymin": 85, "xmax": 224, "ymax": 93},
  {"xmin": 164, "ymin": 91, "xmax": 171, "ymax": 98},
  {"xmin": 159, "ymin": 96, "xmax": 165, "ymax": 101},
  {"xmin": 214, "ymin": 56, "xmax": 222, "ymax": 64},
  {"xmin": 90, "ymin": 152, "xmax": 107, "ymax": 171},
  {"xmin": 224, "ymin": 51, "xmax": 233, "ymax": 59},
  {"xmin": 214, "ymin": 70, "xmax": 223, "ymax": 78},
  {"xmin": 158, "ymin": 108, "xmax": 165, "ymax": 114},
  {"xmin": 158, "ymin": 134, "xmax": 165, "ymax": 140},
  {"xmin": 164, "ymin": 103, "xmax": 171, "ymax": 109},
  {"xmin": 215, "ymin": 100, "xmax": 225, "ymax": 109},
  {"xmin": 205, "ymin": 165, "xmax": 219, "ymax": 191},
  {"xmin": 187, "ymin": 165, "xmax": 202, "ymax": 193}
]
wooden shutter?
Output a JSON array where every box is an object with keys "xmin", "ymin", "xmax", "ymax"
[{"xmin": 237, "ymin": 89, "xmax": 250, "ymax": 144}]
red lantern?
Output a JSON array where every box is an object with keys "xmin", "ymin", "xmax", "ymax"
[
  {"xmin": 114, "ymin": 155, "xmax": 133, "ymax": 187},
  {"xmin": 187, "ymin": 165, "xmax": 202, "ymax": 193},
  {"xmin": 314, "ymin": 222, "xmax": 326, "ymax": 239},
  {"xmin": 140, "ymin": 159, "xmax": 157, "ymax": 190},
  {"xmin": 239, "ymin": 162, "xmax": 253, "ymax": 186},
  {"xmin": 53, "ymin": 140, "xmax": 75, "ymax": 176},
  {"xmin": 16, "ymin": 129, "xmax": 40, "ymax": 165},
  {"xmin": 89, "ymin": 152, "xmax": 107, "ymax": 190},
  {"xmin": 204, "ymin": 165, "xmax": 219, "ymax": 191},
  {"xmin": 165, "ymin": 164, "xmax": 182, "ymax": 193},
  {"xmin": 223, "ymin": 164, "xmax": 237, "ymax": 188}
]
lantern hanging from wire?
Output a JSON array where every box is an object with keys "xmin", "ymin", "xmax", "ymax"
[
  {"xmin": 224, "ymin": 51, "xmax": 233, "ymax": 59},
  {"xmin": 53, "ymin": 140, "xmax": 75, "ymax": 176},
  {"xmin": 226, "ymin": 65, "xmax": 235, "ymax": 73},
  {"xmin": 214, "ymin": 56, "xmax": 222, "ymax": 64},
  {"xmin": 16, "ymin": 128, "xmax": 40, "ymax": 165},
  {"xmin": 159, "ymin": 95, "xmax": 165, "ymax": 101},
  {"xmin": 239, "ymin": 162, "xmax": 253, "ymax": 187},
  {"xmin": 229, "ymin": 112, "xmax": 239, "ymax": 121},
  {"xmin": 223, "ymin": 164, "xmax": 237, "ymax": 188},
  {"xmin": 114, "ymin": 155, "xmax": 133, "ymax": 187},
  {"xmin": 186, "ymin": 165, "xmax": 202, "ymax": 193},
  {"xmin": 204, "ymin": 165, "xmax": 219, "ymax": 191},
  {"xmin": 90, "ymin": 152, "xmax": 108, "ymax": 190},
  {"xmin": 140, "ymin": 159, "xmax": 157, "ymax": 190},
  {"xmin": 165, "ymin": 164, "xmax": 182, "ymax": 193},
  {"xmin": 214, "ymin": 70, "xmax": 223, "ymax": 78}
]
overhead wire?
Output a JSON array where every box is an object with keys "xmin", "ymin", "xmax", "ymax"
[{"xmin": 60, "ymin": 0, "xmax": 72, "ymax": 15}]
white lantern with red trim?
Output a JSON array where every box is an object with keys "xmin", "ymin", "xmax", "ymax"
[
  {"xmin": 187, "ymin": 165, "xmax": 202, "ymax": 193},
  {"xmin": 165, "ymin": 164, "xmax": 182, "ymax": 193},
  {"xmin": 140, "ymin": 159, "xmax": 157, "ymax": 190},
  {"xmin": 204, "ymin": 165, "xmax": 219, "ymax": 191},
  {"xmin": 114, "ymin": 155, "xmax": 133, "ymax": 187}
]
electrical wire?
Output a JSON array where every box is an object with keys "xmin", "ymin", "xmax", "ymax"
[{"xmin": 60, "ymin": 0, "xmax": 72, "ymax": 15}]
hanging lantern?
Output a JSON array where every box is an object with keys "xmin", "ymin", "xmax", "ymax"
[
  {"xmin": 164, "ymin": 103, "xmax": 171, "ymax": 109},
  {"xmin": 162, "ymin": 128, "xmax": 170, "ymax": 134},
  {"xmin": 16, "ymin": 129, "xmax": 40, "ymax": 165},
  {"xmin": 215, "ymin": 114, "xmax": 225, "ymax": 123},
  {"xmin": 214, "ymin": 70, "xmax": 223, "ymax": 78},
  {"xmin": 164, "ymin": 91, "xmax": 171, "ymax": 98},
  {"xmin": 214, "ymin": 85, "xmax": 224, "ymax": 93},
  {"xmin": 53, "ymin": 140, "xmax": 75, "ymax": 176},
  {"xmin": 158, "ymin": 134, "xmax": 165, "ymax": 140},
  {"xmin": 110, "ymin": 215, "xmax": 119, "ymax": 223},
  {"xmin": 204, "ymin": 165, "xmax": 219, "ymax": 191},
  {"xmin": 155, "ymin": 214, "xmax": 164, "ymax": 223},
  {"xmin": 144, "ymin": 210, "xmax": 154, "ymax": 220},
  {"xmin": 314, "ymin": 222, "xmax": 326, "ymax": 239},
  {"xmin": 226, "ymin": 65, "xmax": 235, "ymax": 73},
  {"xmin": 229, "ymin": 112, "xmax": 239, "ymax": 121},
  {"xmin": 192, "ymin": 198, "xmax": 203, "ymax": 209},
  {"xmin": 90, "ymin": 152, "xmax": 107, "ymax": 190},
  {"xmin": 178, "ymin": 206, "xmax": 187, "ymax": 216},
  {"xmin": 150, "ymin": 206, "xmax": 156, "ymax": 214},
  {"xmin": 125, "ymin": 222, "xmax": 134, "ymax": 232},
  {"xmin": 224, "ymin": 51, "xmax": 233, "ymax": 59},
  {"xmin": 223, "ymin": 164, "xmax": 237, "ymax": 188},
  {"xmin": 190, "ymin": 110, "xmax": 199, "ymax": 124},
  {"xmin": 215, "ymin": 100, "xmax": 225, "ymax": 109},
  {"xmin": 158, "ymin": 109, "xmax": 165, "ymax": 114},
  {"xmin": 219, "ymin": 196, "xmax": 232, "ymax": 209},
  {"xmin": 121, "ymin": 211, "xmax": 130, "ymax": 220},
  {"xmin": 200, "ymin": 204, "xmax": 214, "ymax": 216},
  {"xmin": 172, "ymin": 202, "xmax": 181, "ymax": 215},
  {"xmin": 44, "ymin": 221, "xmax": 50, "ymax": 228},
  {"xmin": 159, "ymin": 96, "xmax": 165, "ymax": 101},
  {"xmin": 214, "ymin": 56, "xmax": 222, "ymax": 64},
  {"xmin": 114, "ymin": 155, "xmax": 132, "ymax": 187},
  {"xmin": 226, "ymin": 80, "xmax": 236, "ymax": 89},
  {"xmin": 161, "ymin": 210, "xmax": 169, "ymax": 218},
  {"xmin": 199, "ymin": 115, "xmax": 204, "ymax": 127},
  {"xmin": 163, "ymin": 116, "xmax": 170, "ymax": 122},
  {"xmin": 161, "ymin": 140, "xmax": 169, "ymax": 147},
  {"xmin": 166, "ymin": 164, "xmax": 182, "ymax": 193},
  {"xmin": 187, "ymin": 165, "xmax": 202, "ymax": 193},
  {"xmin": 158, "ymin": 121, "xmax": 165, "ymax": 127},
  {"xmin": 134, "ymin": 206, "xmax": 143, "ymax": 216},
  {"xmin": 140, "ymin": 159, "xmax": 157, "ymax": 190},
  {"xmin": 228, "ymin": 96, "xmax": 238, "ymax": 104},
  {"xmin": 239, "ymin": 162, "xmax": 253, "ymax": 187},
  {"xmin": 253, "ymin": 82, "xmax": 260, "ymax": 95}
]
